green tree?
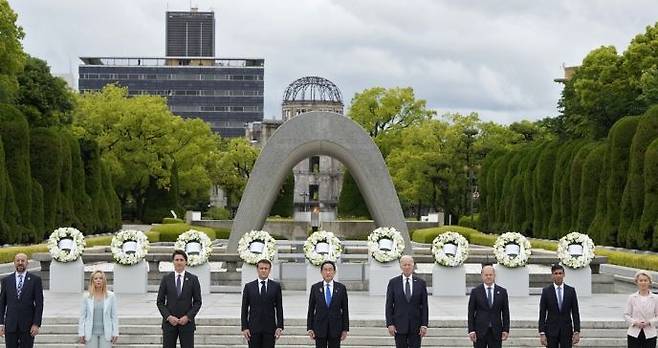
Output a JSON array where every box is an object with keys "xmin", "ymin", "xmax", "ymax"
[
  {"xmin": 337, "ymin": 170, "xmax": 371, "ymax": 219},
  {"xmin": 0, "ymin": 0, "xmax": 25, "ymax": 103},
  {"xmin": 270, "ymin": 172, "xmax": 294, "ymax": 218},
  {"xmin": 210, "ymin": 137, "xmax": 259, "ymax": 211},
  {"xmin": 29, "ymin": 127, "xmax": 63, "ymax": 236},
  {"xmin": 578, "ymin": 143, "xmax": 606, "ymax": 236},
  {"xmin": 16, "ymin": 56, "xmax": 74, "ymax": 127}
]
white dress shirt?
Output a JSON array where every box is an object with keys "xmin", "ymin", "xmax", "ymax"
[
  {"xmin": 175, "ymin": 270, "xmax": 185, "ymax": 289},
  {"xmin": 402, "ymin": 275, "xmax": 413, "ymax": 297}
]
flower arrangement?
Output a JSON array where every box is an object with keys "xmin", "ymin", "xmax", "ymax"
[
  {"xmin": 493, "ymin": 232, "xmax": 532, "ymax": 268},
  {"xmin": 237, "ymin": 230, "xmax": 277, "ymax": 265},
  {"xmin": 111, "ymin": 229, "xmax": 150, "ymax": 265},
  {"xmin": 174, "ymin": 230, "xmax": 213, "ymax": 266},
  {"xmin": 557, "ymin": 232, "xmax": 595, "ymax": 269},
  {"xmin": 48, "ymin": 227, "xmax": 86, "ymax": 263},
  {"xmin": 304, "ymin": 230, "xmax": 342, "ymax": 266},
  {"xmin": 431, "ymin": 231, "xmax": 469, "ymax": 267},
  {"xmin": 367, "ymin": 227, "xmax": 405, "ymax": 263}
]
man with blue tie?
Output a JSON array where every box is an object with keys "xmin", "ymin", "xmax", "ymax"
[
  {"xmin": 156, "ymin": 250, "xmax": 202, "ymax": 348},
  {"xmin": 468, "ymin": 264, "xmax": 510, "ymax": 348},
  {"xmin": 307, "ymin": 260, "xmax": 349, "ymax": 348},
  {"xmin": 0, "ymin": 253, "xmax": 44, "ymax": 348},
  {"xmin": 538, "ymin": 264, "xmax": 581, "ymax": 348},
  {"xmin": 385, "ymin": 255, "xmax": 429, "ymax": 348}
]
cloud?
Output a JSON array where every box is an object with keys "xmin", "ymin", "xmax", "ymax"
[{"xmin": 8, "ymin": 0, "xmax": 658, "ymax": 123}]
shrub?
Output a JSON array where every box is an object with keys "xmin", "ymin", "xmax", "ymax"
[
  {"xmin": 205, "ymin": 207, "xmax": 231, "ymax": 220},
  {"xmin": 151, "ymin": 223, "xmax": 218, "ymax": 242},
  {"xmin": 337, "ymin": 170, "xmax": 371, "ymax": 219},
  {"xmin": 458, "ymin": 214, "xmax": 480, "ymax": 229},
  {"xmin": 163, "ymin": 218, "xmax": 184, "ymax": 224},
  {"xmin": 30, "ymin": 127, "xmax": 63, "ymax": 236}
]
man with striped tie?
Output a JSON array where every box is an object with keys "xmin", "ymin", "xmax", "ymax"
[
  {"xmin": 307, "ymin": 260, "xmax": 349, "ymax": 348},
  {"xmin": 0, "ymin": 253, "xmax": 44, "ymax": 348}
]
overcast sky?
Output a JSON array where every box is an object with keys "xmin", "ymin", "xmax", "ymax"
[{"xmin": 8, "ymin": 0, "xmax": 658, "ymax": 123}]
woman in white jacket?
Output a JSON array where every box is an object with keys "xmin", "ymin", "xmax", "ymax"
[
  {"xmin": 624, "ymin": 270, "xmax": 658, "ymax": 348},
  {"xmin": 78, "ymin": 270, "xmax": 119, "ymax": 347}
]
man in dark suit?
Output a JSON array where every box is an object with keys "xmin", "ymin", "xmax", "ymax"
[
  {"xmin": 157, "ymin": 250, "xmax": 202, "ymax": 348},
  {"xmin": 385, "ymin": 255, "xmax": 429, "ymax": 348},
  {"xmin": 538, "ymin": 264, "xmax": 581, "ymax": 348},
  {"xmin": 468, "ymin": 264, "xmax": 510, "ymax": 348},
  {"xmin": 307, "ymin": 260, "xmax": 349, "ymax": 348},
  {"xmin": 0, "ymin": 253, "xmax": 44, "ymax": 348},
  {"xmin": 241, "ymin": 259, "xmax": 284, "ymax": 348}
]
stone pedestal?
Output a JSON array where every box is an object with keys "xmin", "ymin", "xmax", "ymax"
[
  {"xmin": 306, "ymin": 261, "xmax": 340, "ymax": 295},
  {"xmin": 494, "ymin": 264, "xmax": 529, "ymax": 297},
  {"xmin": 50, "ymin": 258, "xmax": 84, "ymax": 293},
  {"xmin": 113, "ymin": 260, "xmax": 148, "ymax": 294},
  {"xmin": 565, "ymin": 265, "xmax": 592, "ymax": 297},
  {"xmin": 189, "ymin": 263, "xmax": 210, "ymax": 295},
  {"xmin": 432, "ymin": 264, "xmax": 466, "ymax": 296},
  {"xmin": 241, "ymin": 258, "xmax": 280, "ymax": 290},
  {"xmin": 368, "ymin": 256, "xmax": 400, "ymax": 296}
]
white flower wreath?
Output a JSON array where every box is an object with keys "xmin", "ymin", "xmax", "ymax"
[
  {"xmin": 47, "ymin": 227, "xmax": 86, "ymax": 263},
  {"xmin": 431, "ymin": 231, "xmax": 469, "ymax": 267},
  {"xmin": 493, "ymin": 232, "xmax": 532, "ymax": 268},
  {"xmin": 304, "ymin": 230, "xmax": 342, "ymax": 266},
  {"xmin": 237, "ymin": 230, "xmax": 277, "ymax": 265},
  {"xmin": 111, "ymin": 229, "xmax": 150, "ymax": 266},
  {"xmin": 557, "ymin": 232, "xmax": 595, "ymax": 269},
  {"xmin": 174, "ymin": 230, "xmax": 213, "ymax": 266},
  {"xmin": 367, "ymin": 227, "xmax": 405, "ymax": 263}
]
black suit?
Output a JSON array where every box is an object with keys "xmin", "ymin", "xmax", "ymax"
[
  {"xmin": 468, "ymin": 284, "xmax": 510, "ymax": 348},
  {"xmin": 307, "ymin": 281, "xmax": 349, "ymax": 348},
  {"xmin": 538, "ymin": 284, "xmax": 580, "ymax": 348},
  {"xmin": 0, "ymin": 272, "xmax": 44, "ymax": 348},
  {"xmin": 241, "ymin": 279, "xmax": 284, "ymax": 348},
  {"xmin": 156, "ymin": 271, "xmax": 202, "ymax": 348},
  {"xmin": 385, "ymin": 275, "xmax": 429, "ymax": 348}
]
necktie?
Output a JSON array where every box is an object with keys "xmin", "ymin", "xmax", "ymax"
[
  {"xmin": 17, "ymin": 274, "xmax": 23, "ymax": 299},
  {"xmin": 557, "ymin": 287, "xmax": 563, "ymax": 311},
  {"xmin": 405, "ymin": 278, "xmax": 412, "ymax": 302},
  {"xmin": 260, "ymin": 280, "xmax": 266, "ymax": 297},
  {"xmin": 487, "ymin": 286, "xmax": 493, "ymax": 308},
  {"xmin": 325, "ymin": 284, "xmax": 332, "ymax": 308},
  {"xmin": 176, "ymin": 274, "xmax": 182, "ymax": 296}
]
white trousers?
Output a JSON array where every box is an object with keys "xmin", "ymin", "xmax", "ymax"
[{"xmin": 86, "ymin": 335, "xmax": 112, "ymax": 348}]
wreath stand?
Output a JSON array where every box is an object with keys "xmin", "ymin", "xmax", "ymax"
[
  {"xmin": 494, "ymin": 264, "xmax": 529, "ymax": 297},
  {"xmin": 50, "ymin": 258, "xmax": 84, "ymax": 293},
  {"xmin": 564, "ymin": 265, "xmax": 592, "ymax": 297},
  {"xmin": 189, "ymin": 262, "xmax": 211, "ymax": 295},
  {"xmin": 113, "ymin": 260, "xmax": 148, "ymax": 294},
  {"xmin": 432, "ymin": 264, "xmax": 465, "ymax": 296},
  {"xmin": 368, "ymin": 255, "xmax": 399, "ymax": 296},
  {"xmin": 240, "ymin": 255, "xmax": 280, "ymax": 290}
]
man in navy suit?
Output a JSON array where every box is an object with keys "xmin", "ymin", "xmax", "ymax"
[
  {"xmin": 468, "ymin": 264, "xmax": 510, "ymax": 348},
  {"xmin": 241, "ymin": 259, "xmax": 284, "ymax": 348},
  {"xmin": 385, "ymin": 255, "xmax": 429, "ymax": 348},
  {"xmin": 0, "ymin": 253, "xmax": 44, "ymax": 348},
  {"xmin": 538, "ymin": 264, "xmax": 581, "ymax": 348},
  {"xmin": 307, "ymin": 260, "xmax": 349, "ymax": 348},
  {"xmin": 156, "ymin": 250, "xmax": 202, "ymax": 348}
]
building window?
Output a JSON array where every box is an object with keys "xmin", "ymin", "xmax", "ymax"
[{"xmin": 309, "ymin": 156, "xmax": 320, "ymax": 173}]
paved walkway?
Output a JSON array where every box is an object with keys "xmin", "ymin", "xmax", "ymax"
[{"xmin": 42, "ymin": 291, "xmax": 629, "ymax": 322}]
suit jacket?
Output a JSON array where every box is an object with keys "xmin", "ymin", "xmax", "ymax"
[
  {"xmin": 78, "ymin": 291, "xmax": 119, "ymax": 341},
  {"xmin": 307, "ymin": 281, "xmax": 349, "ymax": 338},
  {"xmin": 385, "ymin": 275, "xmax": 429, "ymax": 335},
  {"xmin": 467, "ymin": 284, "xmax": 510, "ymax": 338},
  {"xmin": 538, "ymin": 284, "xmax": 580, "ymax": 337},
  {"xmin": 156, "ymin": 271, "xmax": 202, "ymax": 330},
  {"xmin": 0, "ymin": 272, "xmax": 44, "ymax": 333},
  {"xmin": 241, "ymin": 279, "xmax": 284, "ymax": 334}
]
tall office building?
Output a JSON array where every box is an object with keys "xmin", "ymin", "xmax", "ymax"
[
  {"xmin": 166, "ymin": 9, "xmax": 215, "ymax": 57},
  {"xmin": 78, "ymin": 9, "xmax": 264, "ymax": 137}
]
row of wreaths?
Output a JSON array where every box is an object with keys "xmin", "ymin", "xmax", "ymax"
[{"xmin": 47, "ymin": 227, "xmax": 596, "ymax": 269}]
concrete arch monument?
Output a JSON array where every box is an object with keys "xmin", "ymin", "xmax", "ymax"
[{"xmin": 228, "ymin": 111, "xmax": 412, "ymax": 254}]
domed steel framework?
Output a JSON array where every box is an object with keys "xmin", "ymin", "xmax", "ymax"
[{"xmin": 282, "ymin": 76, "xmax": 343, "ymax": 103}]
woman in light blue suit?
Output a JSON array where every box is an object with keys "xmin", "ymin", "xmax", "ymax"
[{"xmin": 78, "ymin": 270, "xmax": 119, "ymax": 347}]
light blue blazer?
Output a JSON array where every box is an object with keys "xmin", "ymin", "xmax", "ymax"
[{"xmin": 77, "ymin": 291, "xmax": 119, "ymax": 341}]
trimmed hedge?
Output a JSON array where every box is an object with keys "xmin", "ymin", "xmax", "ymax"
[
  {"xmin": 269, "ymin": 172, "xmax": 294, "ymax": 218},
  {"xmin": 30, "ymin": 127, "xmax": 63, "ymax": 236},
  {"xmin": 162, "ymin": 218, "xmax": 184, "ymax": 224},
  {"xmin": 458, "ymin": 214, "xmax": 479, "ymax": 229},
  {"xmin": 337, "ymin": 170, "xmax": 371, "ymax": 219},
  {"xmin": 150, "ymin": 223, "xmax": 226, "ymax": 242}
]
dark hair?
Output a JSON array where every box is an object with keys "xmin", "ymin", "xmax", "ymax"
[
  {"xmin": 172, "ymin": 249, "xmax": 188, "ymax": 261},
  {"xmin": 320, "ymin": 260, "xmax": 336, "ymax": 271},
  {"xmin": 256, "ymin": 259, "xmax": 272, "ymax": 268},
  {"xmin": 551, "ymin": 264, "xmax": 565, "ymax": 273}
]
